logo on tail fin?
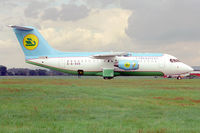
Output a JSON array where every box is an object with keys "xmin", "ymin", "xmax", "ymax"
[{"xmin": 23, "ymin": 34, "xmax": 39, "ymax": 50}]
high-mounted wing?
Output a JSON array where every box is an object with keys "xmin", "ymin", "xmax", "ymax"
[{"xmin": 91, "ymin": 52, "xmax": 129, "ymax": 59}]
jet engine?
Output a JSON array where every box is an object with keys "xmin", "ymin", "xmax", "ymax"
[{"xmin": 114, "ymin": 60, "xmax": 139, "ymax": 70}]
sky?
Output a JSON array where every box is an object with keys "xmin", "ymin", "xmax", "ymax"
[{"xmin": 0, "ymin": 0, "xmax": 200, "ymax": 68}]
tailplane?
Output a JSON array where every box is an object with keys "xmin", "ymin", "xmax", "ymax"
[{"xmin": 10, "ymin": 25, "xmax": 59, "ymax": 58}]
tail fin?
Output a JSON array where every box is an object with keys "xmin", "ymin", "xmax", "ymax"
[{"xmin": 10, "ymin": 25, "xmax": 59, "ymax": 58}]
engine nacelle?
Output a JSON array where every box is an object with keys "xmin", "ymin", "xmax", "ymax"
[{"xmin": 115, "ymin": 60, "xmax": 139, "ymax": 70}]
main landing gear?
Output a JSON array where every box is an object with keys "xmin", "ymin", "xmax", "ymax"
[
  {"xmin": 103, "ymin": 77, "xmax": 113, "ymax": 80},
  {"xmin": 78, "ymin": 70, "xmax": 84, "ymax": 78},
  {"xmin": 177, "ymin": 76, "xmax": 182, "ymax": 80}
]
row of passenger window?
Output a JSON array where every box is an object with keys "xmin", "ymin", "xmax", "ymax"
[
  {"xmin": 65, "ymin": 59, "xmax": 158, "ymax": 63},
  {"xmin": 66, "ymin": 59, "xmax": 101, "ymax": 63}
]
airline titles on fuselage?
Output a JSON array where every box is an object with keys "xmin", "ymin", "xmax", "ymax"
[{"xmin": 62, "ymin": 56, "xmax": 160, "ymax": 66}]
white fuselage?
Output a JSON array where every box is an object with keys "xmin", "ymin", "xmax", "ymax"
[{"xmin": 27, "ymin": 53, "xmax": 193, "ymax": 77}]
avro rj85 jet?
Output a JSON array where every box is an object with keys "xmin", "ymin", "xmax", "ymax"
[{"xmin": 10, "ymin": 25, "xmax": 193, "ymax": 79}]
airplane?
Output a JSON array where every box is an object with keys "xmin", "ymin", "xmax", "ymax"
[{"xmin": 9, "ymin": 25, "xmax": 193, "ymax": 79}]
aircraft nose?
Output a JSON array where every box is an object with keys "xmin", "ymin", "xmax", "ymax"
[
  {"xmin": 183, "ymin": 64, "xmax": 193, "ymax": 73},
  {"xmin": 188, "ymin": 66, "xmax": 194, "ymax": 72}
]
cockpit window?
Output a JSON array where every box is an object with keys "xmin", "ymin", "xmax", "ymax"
[{"xmin": 170, "ymin": 59, "xmax": 180, "ymax": 63}]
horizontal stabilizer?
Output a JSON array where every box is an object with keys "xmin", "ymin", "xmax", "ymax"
[{"xmin": 8, "ymin": 25, "xmax": 33, "ymax": 31}]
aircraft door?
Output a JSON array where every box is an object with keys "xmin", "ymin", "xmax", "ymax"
[
  {"xmin": 159, "ymin": 56, "xmax": 165, "ymax": 69},
  {"xmin": 59, "ymin": 58, "xmax": 65, "ymax": 69}
]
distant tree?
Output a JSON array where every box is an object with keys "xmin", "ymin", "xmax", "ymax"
[
  {"xmin": 7, "ymin": 71, "xmax": 14, "ymax": 76},
  {"xmin": 37, "ymin": 69, "xmax": 47, "ymax": 76},
  {"xmin": 7, "ymin": 68, "xmax": 71, "ymax": 76},
  {"xmin": 29, "ymin": 70, "xmax": 37, "ymax": 76},
  {"xmin": 0, "ymin": 65, "xmax": 7, "ymax": 76},
  {"xmin": 49, "ymin": 70, "xmax": 66, "ymax": 76},
  {"xmin": 15, "ymin": 70, "xmax": 27, "ymax": 76}
]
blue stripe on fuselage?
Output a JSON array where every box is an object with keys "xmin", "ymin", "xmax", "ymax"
[{"xmin": 25, "ymin": 52, "xmax": 163, "ymax": 59}]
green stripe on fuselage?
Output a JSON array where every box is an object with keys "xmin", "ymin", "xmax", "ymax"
[
  {"xmin": 117, "ymin": 71, "xmax": 164, "ymax": 76},
  {"xmin": 26, "ymin": 61, "xmax": 164, "ymax": 77}
]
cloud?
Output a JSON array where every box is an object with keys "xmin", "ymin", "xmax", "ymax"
[
  {"xmin": 0, "ymin": 39, "xmax": 13, "ymax": 48},
  {"xmin": 160, "ymin": 41, "xmax": 200, "ymax": 66},
  {"xmin": 0, "ymin": 45, "xmax": 38, "ymax": 68},
  {"xmin": 1, "ymin": 0, "xmax": 200, "ymax": 68},
  {"xmin": 83, "ymin": 0, "xmax": 117, "ymax": 8},
  {"xmin": 0, "ymin": 38, "xmax": 33, "ymax": 68},
  {"xmin": 40, "ymin": 8, "xmax": 132, "ymax": 51},
  {"xmin": 24, "ymin": 1, "xmax": 49, "ymax": 18},
  {"xmin": 41, "ymin": 8, "xmax": 59, "ymax": 21},
  {"xmin": 120, "ymin": 0, "xmax": 200, "ymax": 44},
  {"xmin": 42, "ymin": 4, "xmax": 90, "ymax": 21}
]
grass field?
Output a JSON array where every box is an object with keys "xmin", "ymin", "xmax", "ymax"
[{"xmin": 0, "ymin": 78, "xmax": 200, "ymax": 133}]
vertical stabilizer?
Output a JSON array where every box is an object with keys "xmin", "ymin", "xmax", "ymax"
[{"xmin": 10, "ymin": 25, "xmax": 59, "ymax": 58}]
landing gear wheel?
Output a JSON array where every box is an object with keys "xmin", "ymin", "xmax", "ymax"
[
  {"xmin": 103, "ymin": 77, "xmax": 113, "ymax": 80},
  {"xmin": 77, "ymin": 70, "xmax": 84, "ymax": 79},
  {"xmin": 177, "ymin": 76, "xmax": 182, "ymax": 80}
]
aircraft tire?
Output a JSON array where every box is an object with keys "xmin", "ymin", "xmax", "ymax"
[
  {"xmin": 103, "ymin": 77, "xmax": 113, "ymax": 80},
  {"xmin": 177, "ymin": 76, "xmax": 182, "ymax": 80}
]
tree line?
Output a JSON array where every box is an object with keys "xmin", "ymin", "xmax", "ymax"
[{"xmin": 0, "ymin": 65, "xmax": 69, "ymax": 76}]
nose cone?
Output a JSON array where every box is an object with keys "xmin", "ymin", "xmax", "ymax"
[
  {"xmin": 183, "ymin": 64, "xmax": 193, "ymax": 73},
  {"xmin": 188, "ymin": 66, "xmax": 194, "ymax": 72}
]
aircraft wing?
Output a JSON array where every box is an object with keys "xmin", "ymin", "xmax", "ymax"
[{"xmin": 91, "ymin": 52, "xmax": 129, "ymax": 59}]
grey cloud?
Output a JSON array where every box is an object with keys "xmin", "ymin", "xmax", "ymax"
[
  {"xmin": 84, "ymin": 0, "xmax": 117, "ymax": 8},
  {"xmin": 42, "ymin": 4, "xmax": 90, "ymax": 21},
  {"xmin": 42, "ymin": 8, "xmax": 59, "ymax": 21},
  {"xmin": 120, "ymin": 0, "xmax": 200, "ymax": 43},
  {"xmin": 120, "ymin": 0, "xmax": 159, "ymax": 10},
  {"xmin": 0, "ymin": 0, "xmax": 18, "ymax": 8},
  {"xmin": 24, "ymin": 1, "xmax": 49, "ymax": 18},
  {"xmin": 0, "ymin": 0, "xmax": 36, "ymax": 8},
  {"xmin": 0, "ymin": 25, "xmax": 3, "ymax": 31},
  {"xmin": 60, "ymin": 4, "xmax": 90, "ymax": 21}
]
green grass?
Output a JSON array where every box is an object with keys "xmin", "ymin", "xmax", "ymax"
[{"xmin": 0, "ymin": 78, "xmax": 200, "ymax": 133}]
